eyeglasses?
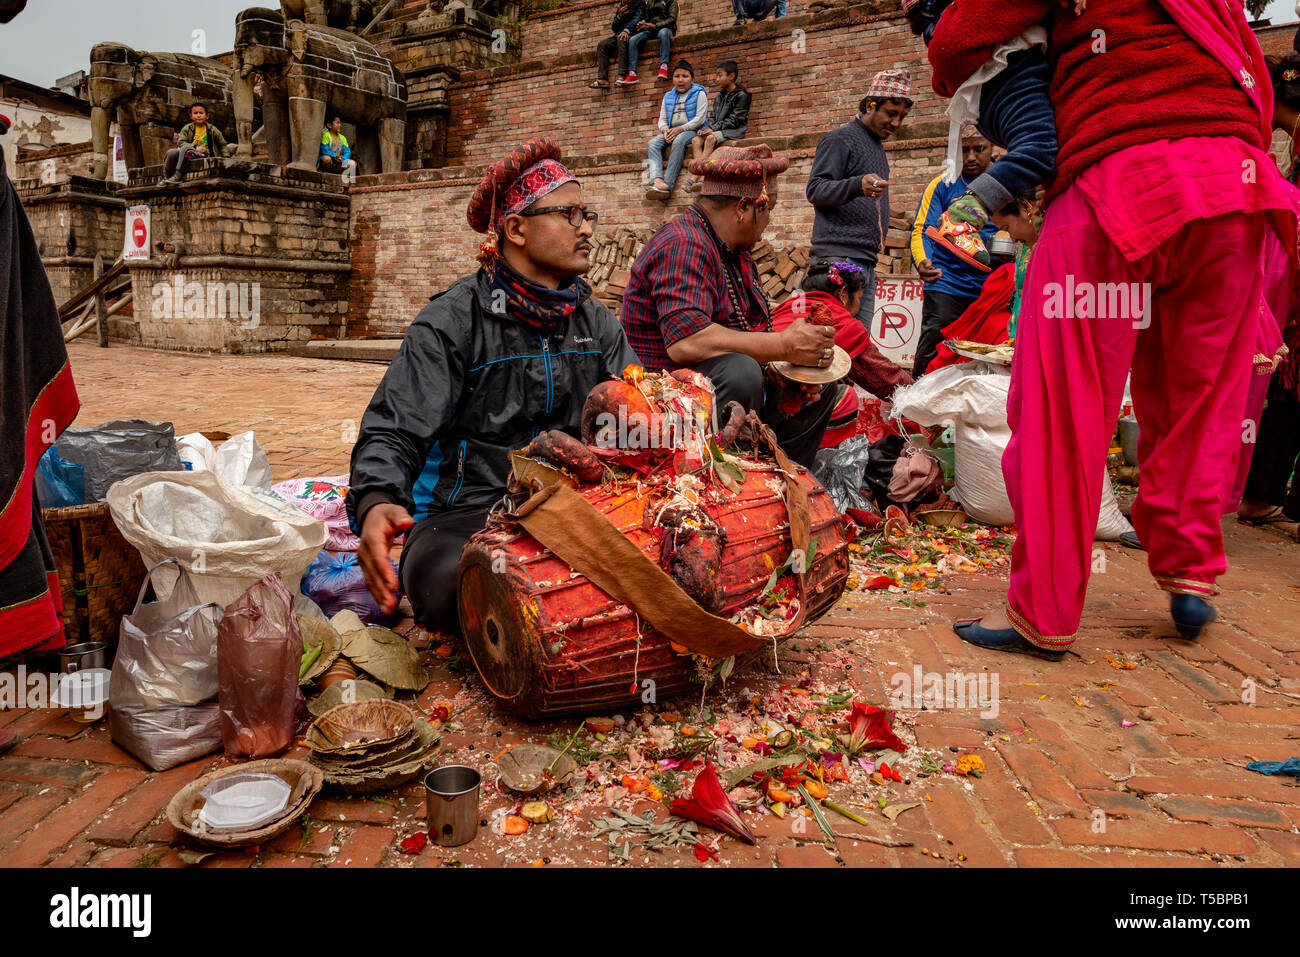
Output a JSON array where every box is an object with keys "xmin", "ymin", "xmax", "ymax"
[{"xmin": 517, "ymin": 205, "xmax": 599, "ymax": 229}]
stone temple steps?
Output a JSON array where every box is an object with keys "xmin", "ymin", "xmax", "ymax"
[{"xmin": 436, "ymin": 0, "xmax": 940, "ymax": 173}]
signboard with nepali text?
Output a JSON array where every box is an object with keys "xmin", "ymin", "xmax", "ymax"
[
  {"xmin": 871, "ymin": 274, "xmax": 923, "ymax": 370},
  {"xmin": 123, "ymin": 204, "xmax": 151, "ymax": 262}
]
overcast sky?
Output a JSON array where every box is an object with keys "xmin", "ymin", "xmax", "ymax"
[
  {"xmin": 0, "ymin": 0, "xmax": 252, "ymax": 87},
  {"xmin": 2, "ymin": 0, "xmax": 1298, "ymax": 88}
]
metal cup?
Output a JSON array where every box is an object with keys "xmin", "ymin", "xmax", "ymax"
[
  {"xmin": 988, "ymin": 232, "xmax": 1017, "ymax": 259},
  {"xmin": 424, "ymin": 765, "xmax": 481, "ymax": 847},
  {"xmin": 58, "ymin": 642, "xmax": 107, "ymax": 674}
]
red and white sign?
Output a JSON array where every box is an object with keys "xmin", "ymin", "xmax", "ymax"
[
  {"xmin": 871, "ymin": 275, "xmax": 924, "ymax": 368},
  {"xmin": 123, "ymin": 204, "xmax": 151, "ymax": 262}
]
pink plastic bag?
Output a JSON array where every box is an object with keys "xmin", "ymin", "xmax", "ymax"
[
  {"xmin": 271, "ymin": 475, "xmax": 359, "ymax": 551},
  {"xmin": 217, "ymin": 573, "xmax": 305, "ymax": 759}
]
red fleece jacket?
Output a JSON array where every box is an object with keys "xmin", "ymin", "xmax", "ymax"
[{"xmin": 929, "ymin": 0, "xmax": 1263, "ymax": 197}]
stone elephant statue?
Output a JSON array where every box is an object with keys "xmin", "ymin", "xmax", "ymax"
[
  {"xmin": 87, "ymin": 44, "xmax": 243, "ymax": 179},
  {"xmin": 233, "ymin": 7, "xmax": 406, "ymax": 174}
]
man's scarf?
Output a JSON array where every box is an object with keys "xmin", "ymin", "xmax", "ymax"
[{"xmin": 487, "ymin": 257, "xmax": 590, "ymax": 334}]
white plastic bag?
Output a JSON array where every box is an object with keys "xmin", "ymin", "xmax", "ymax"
[
  {"xmin": 106, "ymin": 470, "xmax": 328, "ymax": 607},
  {"xmin": 109, "ymin": 558, "xmax": 224, "ymax": 771},
  {"xmin": 892, "ymin": 365, "xmax": 1132, "ymax": 540},
  {"xmin": 176, "ymin": 431, "xmax": 273, "ymax": 488}
]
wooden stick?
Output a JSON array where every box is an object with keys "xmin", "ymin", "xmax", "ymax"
[
  {"xmin": 94, "ymin": 253, "xmax": 109, "ymax": 348},
  {"xmin": 57, "ymin": 255, "xmax": 125, "ymax": 321},
  {"xmin": 834, "ymin": 832, "xmax": 914, "ymax": 848},
  {"xmin": 361, "ymin": 0, "xmax": 399, "ymax": 36},
  {"xmin": 60, "ymin": 299, "xmax": 94, "ymax": 337}
]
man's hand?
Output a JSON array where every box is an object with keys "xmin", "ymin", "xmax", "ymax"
[
  {"xmin": 861, "ymin": 174, "xmax": 887, "ymax": 198},
  {"xmin": 917, "ymin": 258, "xmax": 943, "ymax": 283},
  {"xmin": 358, "ymin": 503, "xmax": 414, "ymax": 616},
  {"xmin": 696, "ymin": 127, "xmax": 712, "ymax": 140},
  {"xmin": 637, "ymin": 19, "xmax": 655, "ymax": 29},
  {"xmin": 779, "ymin": 313, "xmax": 836, "ymax": 366},
  {"xmin": 195, "ymin": 146, "xmax": 209, "ymax": 156},
  {"xmin": 619, "ymin": 29, "xmax": 630, "ymax": 40},
  {"xmin": 664, "ymin": 127, "xmax": 681, "ymax": 143}
]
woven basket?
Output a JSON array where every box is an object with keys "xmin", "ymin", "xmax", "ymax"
[{"xmin": 41, "ymin": 501, "xmax": 146, "ymax": 647}]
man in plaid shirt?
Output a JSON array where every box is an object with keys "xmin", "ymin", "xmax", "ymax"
[{"xmin": 620, "ymin": 144, "xmax": 839, "ymax": 466}]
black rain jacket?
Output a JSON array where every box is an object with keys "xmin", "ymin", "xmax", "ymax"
[{"xmin": 345, "ymin": 270, "xmax": 638, "ymax": 531}]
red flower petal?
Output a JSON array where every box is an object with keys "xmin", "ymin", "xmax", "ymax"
[
  {"xmin": 847, "ymin": 703, "xmax": 908, "ymax": 754},
  {"xmin": 670, "ymin": 759, "xmax": 756, "ymax": 845},
  {"xmin": 693, "ymin": 842, "xmax": 719, "ymax": 862},
  {"xmin": 863, "ymin": 575, "xmax": 895, "ymax": 590},
  {"xmin": 398, "ymin": 832, "xmax": 428, "ymax": 854}
]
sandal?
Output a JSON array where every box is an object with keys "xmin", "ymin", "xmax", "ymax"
[
  {"xmin": 1238, "ymin": 505, "xmax": 1294, "ymax": 526},
  {"xmin": 953, "ymin": 618, "xmax": 1066, "ymax": 661},
  {"xmin": 1238, "ymin": 506, "xmax": 1300, "ymax": 541},
  {"xmin": 1169, "ymin": 594, "xmax": 1216, "ymax": 640},
  {"xmin": 590, "ymin": 80, "xmax": 609, "ymax": 89}
]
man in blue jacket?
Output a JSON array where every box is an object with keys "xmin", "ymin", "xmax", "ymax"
[
  {"xmin": 346, "ymin": 139, "xmax": 638, "ymax": 634},
  {"xmin": 805, "ymin": 69, "xmax": 912, "ymax": 331},
  {"xmin": 909, "ymin": 125, "xmax": 998, "ymax": 376}
]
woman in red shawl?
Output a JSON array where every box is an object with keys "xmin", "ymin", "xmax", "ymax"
[{"xmin": 770, "ymin": 258, "xmax": 913, "ymax": 447}]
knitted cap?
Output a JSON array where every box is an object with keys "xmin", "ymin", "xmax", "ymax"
[
  {"xmin": 865, "ymin": 68, "xmax": 912, "ymax": 102},
  {"xmin": 466, "ymin": 137, "xmax": 577, "ymax": 235},
  {"xmin": 959, "ymin": 122, "xmax": 982, "ymax": 140},
  {"xmin": 688, "ymin": 143, "xmax": 790, "ymax": 204}
]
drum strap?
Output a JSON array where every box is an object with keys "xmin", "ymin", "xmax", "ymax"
[{"xmin": 510, "ymin": 413, "xmax": 813, "ymax": 661}]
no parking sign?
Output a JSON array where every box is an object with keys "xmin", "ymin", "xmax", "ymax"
[
  {"xmin": 871, "ymin": 275, "xmax": 923, "ymax": 368},
  {"xmin": 123, "ymin": 204, "xmax": 151, "ymax": 261}
]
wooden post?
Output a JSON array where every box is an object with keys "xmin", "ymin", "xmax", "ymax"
[
  {"xmin": 361, "ymin": 0, "xmax": 400, "ymax": 36},
  {"xmin": 94, "ymin": 253, "xmax": 109, "ymax": 348}
]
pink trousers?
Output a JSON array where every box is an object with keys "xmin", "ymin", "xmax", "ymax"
[
  {"xmin": 1003, "ymin": 186, "xmax": 1269, "ymax": 648},
  {"xmin": 1225, "ymin": 235, "xmax": 1289, "ymax": 511}
]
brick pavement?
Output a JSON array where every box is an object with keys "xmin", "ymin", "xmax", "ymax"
[{"xmin": 1, "ymin": 342, "xmax": 1297, "ymax": 869}]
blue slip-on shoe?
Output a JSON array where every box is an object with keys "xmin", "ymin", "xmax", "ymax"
[
  {"xmin": 953, "ymin": 618, "xmax": 1066, "ymax": 661},
  {"xmin": 1169, "ymin": 594, "xmax": 1216, "ymax": 639}
]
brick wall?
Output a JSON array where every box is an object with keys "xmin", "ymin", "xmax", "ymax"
[
  {"xmin": 348, "ymin": 133, "xmax": 945, "ymax": 335},
  {"xmin": 121, "ymin": 167, "xmax": 352, "ymax": 353},
  {"xmin": 446, "ymin": 4, "xmax": 939, "ymax": 166},
  {"xmin": 15, "ymin": 142, "xmax": 96, "ymax": 181},
  {"xmin": 522, "ymin": 0, "xmax": 823, "ymax": 60},
  {"xmin": 16, "ymin": 177, "xmax": 125, "ymax": 305}
]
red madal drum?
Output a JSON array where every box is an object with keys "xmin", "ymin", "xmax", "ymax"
[{"xmin": 457, "ymin": 463, "xmax": 850, "ymax": 718}]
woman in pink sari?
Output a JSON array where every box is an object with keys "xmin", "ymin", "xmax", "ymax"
[{"xmin": 929, "ymin": 0, "xmax": 1299, "ymax": 659}]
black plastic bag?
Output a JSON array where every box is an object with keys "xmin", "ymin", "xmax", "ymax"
[{"xmin": 53, "ymin": 419, "xmax": 183, "ymax": 502}]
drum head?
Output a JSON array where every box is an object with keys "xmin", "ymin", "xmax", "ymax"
[{"xmin": 457, "ymin": 543, "xmax": 544, "ymax": 709}]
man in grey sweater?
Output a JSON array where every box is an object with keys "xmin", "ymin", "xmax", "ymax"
[{"xmin": 805, "ymin": 69, "xmax": 913, "ymax": 329}]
